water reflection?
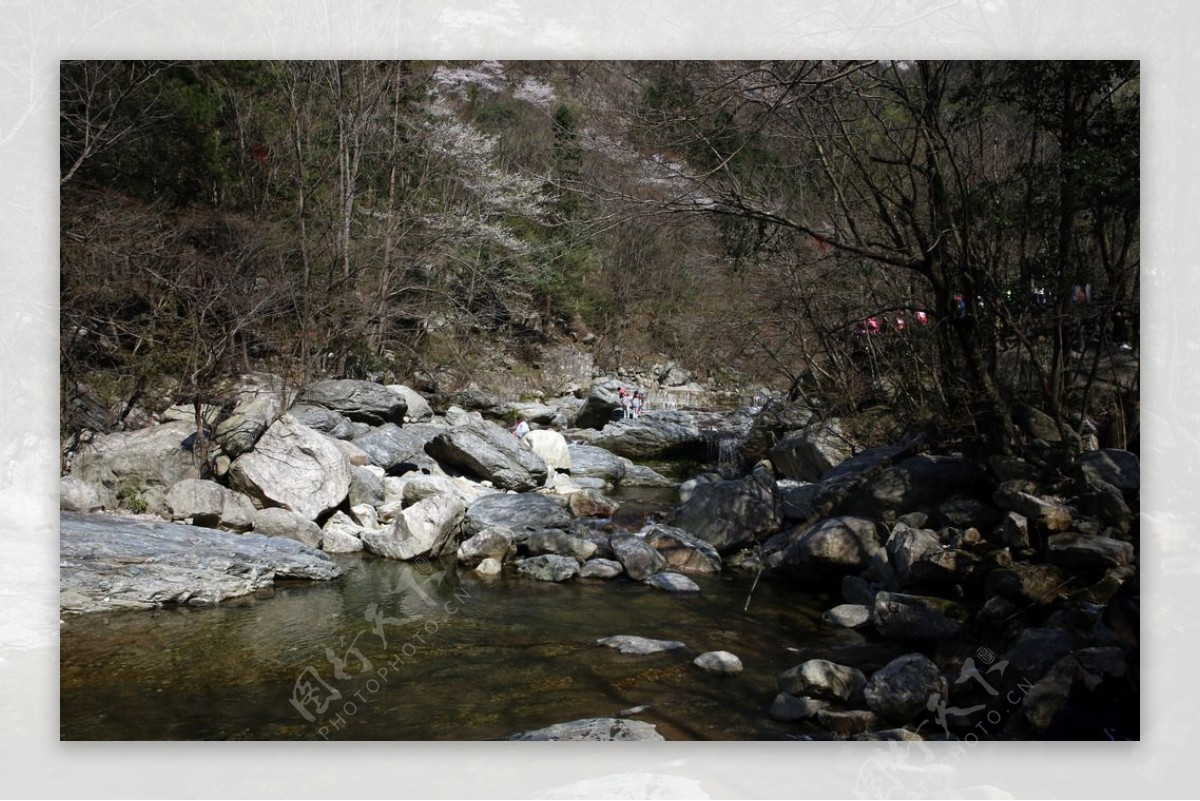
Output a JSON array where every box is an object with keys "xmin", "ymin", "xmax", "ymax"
[{"xmin": 62, "ymin": 523, "xmax": 845, "ymax": 740}]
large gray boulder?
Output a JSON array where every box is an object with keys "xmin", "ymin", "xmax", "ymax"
[
  {"xmin": 574, "ymin": 380, "xmax": 629, "ymax": 430},
  {"xmin": 738, "ymin": 399, "xmax": 817, "ymax": 465},
  {"xmin": 60, "ymin": 511, "xmax": 340, "ymax": 614},
  {"xmin": 863, "ymin": 653, "xmax": 948, "ymax": 723},
  {"xmin": 867, "ymin": 455, "xmax": 984, "ymax": 514},
  {"xmin": 1047, "ymin": 533, "xmax": 1135, "ymax": 569},
  {"xmin": 352, "ymin": 423, "xmax": 443, "ymax": 471},
  {"xmin": 566, "ymin": 488, "xmax": 620, "ymax": 518},
  {"xmin": 643, "ymin": 524, "xmax": 722, "ymax": 574},
  {"xmin": 506, "ymin": 717, "xmax": 664, "ymax": 741},
  {"xmin": 1012, "ymin": 402, "xmax": 1065, "ymax": 442},
  {"xmin": 1074, "ymin": 449, "xmax": 1139, "ymax": 493},
  {"xmin": 253, "ymin": 506, "xmax": 323, "ymax": 548},
  {"xmin": 348, "ymin": 466, "xmax": 386, "ymax": 508},
  {"xmin": 60, "ymin": 477, "xmax": 105, "ymax": 512},
  {"xmin": 463, "ymin": 492, "xmax": 572, "ymax": 537},
  {"xmin": 361, "ymin": 493, "xmax": 465, "ymax": 561},
  {"xmin": 298, "ymin": 379, "xmax": 407, "ymax": 425},
  {"xmin": 673, "ymin": 463, "xmax": 780, "ymax": 553},
  {"xmin": 610, "ymin": 533, "xmax": 667, "ymax": 580},
  {"xmin": 984, "ymin": 564, "xmax": 1066, "ymax": 606},
  {"xmin": 1022, "ymin": 647, "xmax": 1127, "ymax": 733},
  {"xmin": 214, "ymin": 391, "xmax": 282, "ymax": 458},
  {"xmin": 768, "ymin": 418, "xmax": 855, "ymax": 482},
  {"xmin": 578, "ymin": 558, "xmax": 624, "ymax": 579},
  {"xmin": 319, "ymin": 512, "xmax": 365, "ymax": 553},
  {"xmin": 871, "ymin": 592, "xmax": 968, "ymax": 641},
  {"xmin": 69, "ymin": 420, "xmax": 201, "ymax": 513},
  {"xmin": 526, "ymin": 529, "xmax": 597, "ymax": 561},
  {"xmin": 501, "ymin": 401, "xmax": 560, "ymax": 427},
  {"xmin": 589, "ymin": 412, "xmax": 706, "ymax": 460},
  {"xmin": 456, "ymin": 527, "xmax": 518, "ymax": 566},
  {"xmin": 390, "ymin": 473, "xmax": 496, "ymax": 510},
  {"xmin": 885, "ymin": 523, "xmax": 943, "ymax": 585},
  {"xmin": 1003, "ymin": 627, "xmax": 1079, "ymax": 681},
  {"xmin": 287, "ymin": 403, "xmax": 358, "ymax": 440},
  {"xmin": 228, "ymin": 416, "xmax": 351, "ymax": 521},
  {"xmin": 992, "ymin": 483, "xmax": 1073, "ymax": 532},
  {"xmin": 516, "ymin": 554, "xmax": 580, "ymax": 582},
  {"xmin": 766, "ymin": 515, "xmax": 881, "ymax": 575},
  {"xmin": 524, "ymin": 429, "xmax": 572, "ymax": 471},
  {"xmin": 426, "ymin": 421, "xmax": 548, "ymax": 492},
  {"xmin": 165, "ymin": 478, "xmax": 256, "ymax": 532},
  {"xmin": 567, "ymin": 444, "xmax": 627, "ymax": 487},
  {"xmin": 386, "ymin": 384, "xmax": 433, "ymax": 422},
  {"xmin": 778, "ymin": 659, "xmax": 866, "ymax": 702}
]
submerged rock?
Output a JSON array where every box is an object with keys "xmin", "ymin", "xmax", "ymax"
[
  {"xmin": 597, "ymin": 635, "xmax": 686, "ymax": 655},
  {"xmin": 643, "ymin": 572, "xmax": 700, "ymax": 593}
]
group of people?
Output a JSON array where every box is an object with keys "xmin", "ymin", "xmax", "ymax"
[
  {"xmin": 617, "ymin": 386, "xmax": 646, "ymax": 419},
  {"xmin": 512, "ymin": 385, "xmax": 648, "ymax": 441},
  {"xmin": 855, "ymin": 309, "xmax": 931, "ymax": 338}
]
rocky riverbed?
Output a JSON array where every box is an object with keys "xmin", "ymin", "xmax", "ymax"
[{"xmin": 59, "ymin": 374, "xmax": 1140, "ymax": 740}]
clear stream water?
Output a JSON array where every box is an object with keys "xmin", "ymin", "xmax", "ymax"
[{"xmin": 60, "ymin": 488, "xmax": 877, "ymax": 741}]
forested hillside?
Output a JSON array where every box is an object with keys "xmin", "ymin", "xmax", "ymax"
[{"xmin": 60, "ymin": 60, "xmax": 1139, "ymax": 457}]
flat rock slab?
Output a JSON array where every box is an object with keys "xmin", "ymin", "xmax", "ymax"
[
  {"xmin": 60, "ymin": 511, "xmax": 341, "ymax": 614},
  {"xmin": 597, "ymin": 635, "xmax": 687, "ymax": 655},
  {"xmin": 506, "ymin": 717, "xmax": 664, "ymax": 741}
]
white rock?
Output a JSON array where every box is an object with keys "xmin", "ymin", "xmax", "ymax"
[{"xmin": 693, "ymin": 650, "xmax": 743, "ymax": 675}]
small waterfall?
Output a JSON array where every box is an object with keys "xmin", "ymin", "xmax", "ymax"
[{"xmin": 705, "ymin": 429, "xmax": 744, "ymax": 478}]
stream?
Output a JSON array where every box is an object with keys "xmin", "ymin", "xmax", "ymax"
[{"xmin": 60, "ymin": 487, "xmax": 862, "ymax": 741}]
